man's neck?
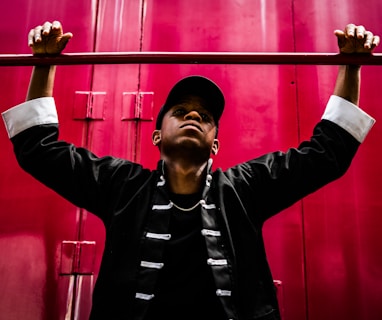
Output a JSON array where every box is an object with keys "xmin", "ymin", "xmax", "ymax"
[{"xmin": 162, "ymin": 159, "xmax": 208, "ymax": 194}]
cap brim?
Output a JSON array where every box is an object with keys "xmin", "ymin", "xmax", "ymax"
[{"xmin": 156, "ymin": 75, "xmax": 225, "ymax": 129}]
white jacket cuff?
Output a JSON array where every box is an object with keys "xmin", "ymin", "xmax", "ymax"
[
  {"xmin": 2, "ymin": 97, "xmax": 58, "ymax": 138},
  {"xmin": 322, "ymin": 95, "xmax": 375, "ymax": 143}
]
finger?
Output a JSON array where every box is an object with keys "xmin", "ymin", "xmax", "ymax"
[
  {"xmin": 51, "ymin": 20, "xmax": 63, "ymax": 35},
  {"xmin": 372, "ymin": 35, "xmax": 380, "ymax": 48},
  {"xmin": 364, "ymin": 31, "xmax": 374, "ymax": 49},
  {"xmin": 42, "ymin": 21, "xmax": 53, "ymax": 36},
  {"xmin": 28, "ymin": 29, "xmax": 35, "ymax": 47},
  {"xmin": 52, "ymin": 20, "xmax": 62, "ymax": 30},
  {"xmin": 355, "ymin": 25, "xmax": 366, "ymax": 39},
  {"xmin": 345, "ymin": 23, "xmax": 356, "ymax": 38},
  {"xmin": 33, "ymin": 25, "xmax": 43, "ymax": 43}
]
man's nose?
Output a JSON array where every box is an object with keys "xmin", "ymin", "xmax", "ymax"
[{"xmin": 184, "ymin": 110, "xmax": 202, "ymax": 122}]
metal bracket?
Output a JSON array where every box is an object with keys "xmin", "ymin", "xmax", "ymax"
[
  {"xmin": 73, "ymin": 91, "xmax": 106, "ymax": 120},
  {"xmin": 60, "ymin": 240, "xmax": 96, "ymax": 275},
  {"xmin": 121, "ymin": 91, "xmax": 154, "ymax": 121}
]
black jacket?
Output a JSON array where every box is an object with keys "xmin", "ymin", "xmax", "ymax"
[{"xmin": 11, "ymin": 119, "xmax": 359, "ymax": 320}]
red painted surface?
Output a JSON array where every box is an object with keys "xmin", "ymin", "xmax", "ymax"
[{"xmin": 0, "ymin": 1, "xmax": 381, "ymax": 319}]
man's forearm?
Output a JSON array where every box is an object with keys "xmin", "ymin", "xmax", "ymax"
[
  {"xmin": 26, "ymin": 65, "xmax": 56, "ymax": 101},
  {"xmin": 333, "ymin": 65, "xmax": 361, "ymax": 106}
]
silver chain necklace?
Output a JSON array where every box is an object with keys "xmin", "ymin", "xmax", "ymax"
[{"xmin": 170, "ymin": 200, "xmax": 202, "ymax": 212}]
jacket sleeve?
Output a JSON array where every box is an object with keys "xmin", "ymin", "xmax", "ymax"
[
  {"xmin": 2, "ymin": 97, "xmax": 149, "ymax": 222},
  {"xmin": 226, "ymin": 95, "xmax": 376, "ymax": 221}
]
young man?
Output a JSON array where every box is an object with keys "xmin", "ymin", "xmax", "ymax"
[{"xmin": 2, "ymin": 21, "xmax": 379, "ymax": 320}]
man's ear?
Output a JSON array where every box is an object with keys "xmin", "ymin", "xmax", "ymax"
[
  {"xmin": 152, "ymin": 130, "xmax": 161, "ymax": 146},
  {"xmin": 211, "ymin": 138, "xmax": 220, "ymax": 155}
]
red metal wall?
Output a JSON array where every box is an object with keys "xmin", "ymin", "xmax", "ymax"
[{"xmin": 0, "ymin": 1, "xmax": 381, "ymax": 319}]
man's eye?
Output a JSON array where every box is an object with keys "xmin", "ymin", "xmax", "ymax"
[
  {"xmin": 200, "ymin": 113, "xmax": 212, "ymax": 122},
  {"xmin": 173, "ymin": 109, "xmax": 186, "ymax": 115}
]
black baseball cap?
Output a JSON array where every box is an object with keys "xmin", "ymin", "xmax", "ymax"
[{"xmin": 155, "ymin": 75, "xmax": 225, "ymax": 129}]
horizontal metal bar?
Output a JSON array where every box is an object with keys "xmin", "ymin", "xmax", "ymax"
[{"xmin": 0, "ymin": 52, "xmax": 381, "ymax": 66}]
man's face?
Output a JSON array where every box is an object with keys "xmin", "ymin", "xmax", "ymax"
[{"xmin": 154, "ymin": 95, "xmax": 219, "ymax": 159}]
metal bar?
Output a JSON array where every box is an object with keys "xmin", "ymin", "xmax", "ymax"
[{"xmin": 0, "ymin": 52, "xmax": 381, "ymax": 66}]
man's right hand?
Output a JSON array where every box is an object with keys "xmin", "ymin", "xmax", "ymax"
[{"xmin": 28, "ymin": 20, "xmax": 73, "ymax": 55}]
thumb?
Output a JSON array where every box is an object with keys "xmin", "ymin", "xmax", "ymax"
[
  {"xmin": 59, "ymin": 32, "xmax": 73, "ymax": 51},
  {"xmin": 62, "ymin": 32, "xmax": 73, "ymax": 43},
  {"xmin": 334, "ymin": 29, "xmax": 345, "ymax": 38},
  {"xmin": 334, "ymin": 29, "xmax": 347, "ymax": 52}
]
